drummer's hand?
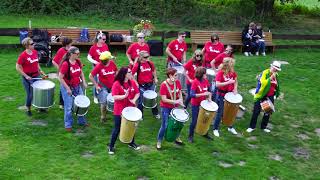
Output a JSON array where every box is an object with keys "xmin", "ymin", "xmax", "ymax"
[
  {"xmin": 228, "ymin": 79, "xmax": 235, "ymax": 84},
  {"xmin": 83, "ymin": 82, "xmax": 88, "ymax": 89},
  {"xmin": 176, "ymin": 99, "xmax": 184, "ymax": 107},
  {"xmin": 95, "ymin": 85, "xmax": 101, "ymax": 92},
  {"xmin": 233, "ymin": 89, "xmax": 238, "ymax": 94},
  {"xmin": 129, "ymin": 99, "xmax": 136, "ymax": 105},
  {"xmin": 154, "ymin": 78, "xmax": 158, "ymax": 84},
  {"xmin": 67, "ymin": 88, "xmax": 72, "ymax": 95},
  {"xmin": 25, "ymin": 75, "xmax": 32, "ymax": 80},
  {"xmin": 124, "ymin": 90, "xmax": 129, "ymax": 98}
]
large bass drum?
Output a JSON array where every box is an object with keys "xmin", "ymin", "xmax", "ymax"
[{"xmin": 32, "ymin": 80, "xmax": 55, "ymax": 108}]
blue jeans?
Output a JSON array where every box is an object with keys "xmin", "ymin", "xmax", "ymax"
[
  {"xmin": 167, "ymin": 61, "xmax": 182, "ymax": 68},
  {"xmin": 138, "ymin": 84, "xmax": 159, "ymax": 116},
  {"xmin": 109, "ymin": 115, "xmax": 135, "ymax": 148},
  {"xmin": 60, "ymin": 84, "xmax": 87, "ymax": 128},
  {"xmin": 22, "ymin": 76, "xmax": 39, "ymax": 107},
  {"xmin": 157, "ymin": 107, "xmax": 172, "ymax": 141},
  {"xmin": 256, "ymin": 41, "xmax": 266, "ymax": 53},
  {"xmin": 189, "ymin": 105, "xmax": 200, "ymax": 138},
  {"xmin": 213, "ymin": 94, "xmax": 232, "ymax": 130},
  {"xmin": 211, "ymin": 82, "xmax": 216, "ymax": 101},
  {"xmin": 92, "ymin": 64, "xmax": 98, "ymax": 97},
  {"xmin": 184, "ymin": 84, "xmax": 191, "ymax": 108}
]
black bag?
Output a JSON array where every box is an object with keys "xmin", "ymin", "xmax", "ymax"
[
  {"xmin": 110, "ymin": 34, "xmax": 123, "ymax": 42},
  {"xmin": 147, "ymin": 40, "xmax": 163, "ymax": 56}
]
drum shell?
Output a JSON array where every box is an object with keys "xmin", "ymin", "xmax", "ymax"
[
  {"xmin": 165, "ymin": 115, "xmax": 185, "ymax": 142},
  {"xmin": 260, "ymin": 100, "xmax": 274, "ymax": 114},
  {"xmin": 206, "ymin": 69, "xmax": 215, "ymax": 85},
  {"xmin": 173, "ymin": 66, "xmax": 186, "ymax": 91},
  {"xmin": 72, "ymin": 96, "xmax": 90, "ymax": 116},
  {"xmin": 222, "ymin": 101, "xmax": 239, "ymax": 126},
  {"xmin": 142, "ymin": 91, "xmax": 157, "ymax": 109},
  {"xmin": 32, "ymin": 80, "xmax": 55, "ymax": 108},
  {"xmin": 119, "ymin": 117, "xmax": 138, "ymax": 143},
  {"xmin": 106, "ymin": 94, "xmax": 114, "ymax": 112},
  {"xmin": 196, "ymin": 106, "xmax": 217, "ymax": 135}
]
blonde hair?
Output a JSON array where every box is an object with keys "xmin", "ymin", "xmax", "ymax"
[
  {"xmin": 221, "ymin": 57, "xmax": 235, "ymax": 75},
  {"xmin": 192, "ymin": 49, "xmax": 203, "ymax": 64},
  {"xmin": 22, "ymin": 37, "xmax": 33, "ymax": 48}
]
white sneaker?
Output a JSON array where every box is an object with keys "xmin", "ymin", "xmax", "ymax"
[
  {"xmin": 255, "ymin": 52, "xmax": 259, "ymax": 56},
  {"xmin": 154, "ymin": 114, "xmax": 161, "ymax": 120},
  {"xmin": 213, "ymin": 130, "xmax": 220, "ymax": 137},
  {"xmin": 94, "ymin": 97, "xmax": 98, "ymax": 104},
  {"xmin": 249, "ymin": 52, "xmax": 253, "ymax": 56},
  {"xmin": 261, "ymin": 52, "xmax": 266, "ymax": 56},
  {"xmin": 246, "ymin": 128, "xmax": 255, "ymax": 133},
  {"xmin": 228, "ymin": 127, "xmax": 238, "ymax": 135},
  {"xmin": 263, "ymin": 128, "xmax": 271, "ymax": 133},
  {"xmin": 244, "ymin": 52, "xmax": 249, "ymax": 56}
]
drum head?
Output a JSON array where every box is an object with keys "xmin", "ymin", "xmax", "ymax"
[
  {"xmin": 200, "ymin": 100, "xmax": 218, "ymax": 112},
  {"xmin": 171, "ymin": 108, "xmax": 189, "ymax": 122},
  {"xmin": 206, "ymin": 69, "xmax": 215, "ymax": 76},
  {"xmin": 224, "ymin": 92, "xmax": 243, "ymax": 104},
  {"xmin": 143, "ymin": 90, "xmax": 157, "ymax": 99},
  {"xmin": 74, "ymin": 95, "xmax": 90, "ymax": 108},
  {"xmin": 122, "ymin": 107, "xmax": 142, "ymax": 121},
  {"xmin": 173, "ymin": 66, "xmax": 184, "ymax": 74},
  {"xmin": 32, "ymin": 80, "xmax": 55, "ymax": 89},
  {"xmin": 107, "ymin": 93, "xmax": 114, "ymax": 103}
]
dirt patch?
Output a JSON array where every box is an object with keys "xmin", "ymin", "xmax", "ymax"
[
  {"xmin": 315, "ymin": 128, "xmax": 320, "ymax": 137},
  {"xmin": 269, "ymin": 176, "xmax": 280, "ymax": 180},
  {"xmin": 238, "ymin": 161, "xmax": 246, "ymax": 166},
  {"xmin": 268, "ymin": 154, "xmax": 282, "ymax": 162},
  {"xmin": 139, "ymin": 145, "xmax": 153, "ymax": 153},
  {"xmin": 236, "ymin": 133, "xmax": 243, "ymax": 138},
  {"xmin": 3, "ymin": 96, "xmax": 15, "ymax": 102},
  {"xmin": 219, "ymin": 161, "xmax": 233, "ymax": 168},
  {"xmin": 290, "ymin": 124, "xmax": 300, "ymax": 128},
  {"xmin": 247, "ymin": 144, "xmax": 259, "ymax": 149},
  {"xmin": 137, "ymin": 176, "xmax": 149, "ymax": 180},
  {"xmin": 212, "ymin": 151, "xmax": 220, "ymax": 157},
  {"xmin": 47, "ymin": 73, "xmax": 58, "ymax": 79},
  {"xmin": 267, "ymin": 123, "xmax": 274, "ymax": 130},
  {"xmin": 296, "ymin": 133, "xmax": 310, "ymax": 140},
  {"xmin": 277, "ymin": 93, "xmax": 285, "ymax": 101},
  {"xmin": 293, "ymin": 148, "xmax": 310, "ymax": 160},
  {"xmin": 30, "ymin": 120, "xmax": 48, "ymax": 127},
  {"xmin": 18, "ymin": 106, "xmax": 27, "ymax": 111},
  {"xmin": 74, "ymin": 129, "xmax": 86, "ymax": 137},
  {"xmin": 81, "ymin": 151, "xmax": 94, "ymax": 158},
  {"xmin": 249, "ymin": 88, "xmax": 256, "ymax": 96},
  {"xmin": 246, "ymin": 136, "xmax": 257, "ymax": 141}
]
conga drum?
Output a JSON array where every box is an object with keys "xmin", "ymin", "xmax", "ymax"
[
  {"xmin": 142, "ymin": 90, "xmax": 157, "ymax": 108},
  {"xmin": 222, "ymin": 92, "xmax": 243, "ymax": 126},
  {"xmin": 173, "ymin": 66, "xmax": 186, "ymax": 91},
  {"xmin": 119, "ymin": 107, "xmax": 142, "ymax": 143},
  {"xmin": 165, "ymin": 108, "xmax": 189, "ymax": 142},
  {"xmin": 72, "ymin": 95, "xmax": 90, "ymax": 116},
  {"xmin": 32, "ymin": 80, "xmax": 55, "ymax": 108},
  {"xmin": 196, "ymin": 100, "xmax": 219, "ymax": 135}
]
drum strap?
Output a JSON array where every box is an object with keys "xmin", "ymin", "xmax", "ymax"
[{"xmin": 164, "ymin": 80, "xmax": 176, "ymax": 101}]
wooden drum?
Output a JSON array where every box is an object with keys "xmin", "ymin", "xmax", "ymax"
[
  {"xmin": 196, "ymin": 100, "xmax": 219, "ymax": 135},
  {"xmin": 119, "ymin": 107, "xmax": 142, "ymax": 143},
  {"xmin": 222, "ymin": 92, "xmax": 243, "ymax": 126}
]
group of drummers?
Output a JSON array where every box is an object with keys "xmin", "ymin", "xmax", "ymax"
[{"xmin": 16, "ymin": 31, "xmax": 282, "ymax": 155}]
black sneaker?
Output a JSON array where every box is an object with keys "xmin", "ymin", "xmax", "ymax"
[
  {"xmin": 203, "ymin": 134, "xmax": 213, "ymax": 140},
  {"xmin": 188, "ymin": 136, "xmax": 194, "ymax": 143},
  {"xmin": 175, "ymin": 140, "xmax": 185, "ymax": 146},
  {"xmin": 128, "ymin": 143, "xmax": 141, "ymax": 150},
  {"xmin": 26, "ymin": 111, "xmax": 32, "ymax": 116},
  {"xmin": 108, "ymin": 146, "xmax": 115, "ymax": 155}
]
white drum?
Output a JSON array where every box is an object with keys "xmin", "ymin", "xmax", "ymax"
[
  {"xmin": 73, "ymin": 95, "xmax": 90, "ymax": 116},
  {"xmin": 142, "ymin": 90, "xmax": 158, "ymax": 108},
  {"xmin": 173, "ymin": 66, "xmax": 186, "ymax": 91},
  {"xmin": 106, "ymin": 93, "xmax": 114, "ymax": 112},
  {"xmin": 170, "ymin": 108, "xmax": 189, "ymax": 123}
]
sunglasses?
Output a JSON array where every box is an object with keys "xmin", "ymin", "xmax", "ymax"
[
  {"xmin": 102, "ymin": 38, "xmax": 106, "ymax": 41},
  {"xmin": 143, "ymin": 56, "xmax": 149, "ymax": 59},
  {"xmin": 74, "ymin": 52, "xmax": 80, "ymax": 55},
  {"xmin": 181, "ymin": 36, "xmax": 186, "ymax": 38},
  {"xmin": 138, "ymin": 37, "xmax": 144, "ymax": 39},
  {"xmin": 196, "ymin": 54, "xmax": 202, "ymax": 57},
  {"xmin": 127, "ymin": 71, "xmax": 132, "ymax": 74},
  {"xmin": 30, "ymin": 43, "xmax": 35, "ymax": 46}
]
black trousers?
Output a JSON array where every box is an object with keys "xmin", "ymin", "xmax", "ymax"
[{"xmin": 249, "ymin": 96, "xmax": 274, "ymax": 129}]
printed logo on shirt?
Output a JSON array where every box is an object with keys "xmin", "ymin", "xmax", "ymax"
[
  {"xmin": 27, "ymin": 57, "xmax": 38, "ymax": 64},
  {"xmin": 136, "ymin": 49, "xmax": 140, "ymax": 55},
  {"xmin": 70, "ymin": 67, "xmax": 81, "ymax": 74},
  {"xmin": 140, "ymin": 66, "xmax": 151, "ymax": 72},
  {"xmin": 209, "ymin": 46, "xmax": 221, "ymax": 53},
  {"xmin": 198, "ymin": 85, "xmax": 208, "ymax": 92},
  {"xmin": 96, "ymin": 49, "xmax": 102, "ymax": 55},
  {"xmin": 101, "ymin": 69, "xmax": 115, "ymax": 76},
  {"xmin": 192, "ymin": 65, "xmax": 197, "ymax": 70},
  {"xmin": 175, "ymin": 45, "xmax": 184, "ymax": 52},
  {"xmin": 224, "ymin": 75, "xmax": 233, "ymax": 81}
]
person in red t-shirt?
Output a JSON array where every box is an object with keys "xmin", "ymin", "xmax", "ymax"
[
  {"xmin": 16, "ymin": 37, "xmax": 46, "ymax": 116},
  {"xmin": 183, "ymin": 49, "xmax": 204, "ymax": 108},
  {"xmin": 89, "ymin": 51, "xmax": 117, "ymax": 123},
  {"xmin": 126, "ymin": 33, "xmax": 150, "ymax": 68},
  {"xmin": 52, "ymin": 37, "xmax": 73, "ymax": 109},
  {"xmin": 166, "ymin": 31, "xmax": 188, "ymax": 67},
  {"xmin": 132, "ymin": 51, "xmax": 160, "ymax": 119},
  {"xmin": 87, "ymin": 31, "xmax": 110, "ymax": 104},
  {"xmin": 58, "ymin": 47, "xmax": 88, "ymax": 132},
  {"xmin": 156, "ymin": 68, "xmax": 185, "ymax": 150},
  {"xmin": 108, "ymin": 67, "xmax": 140, "ymax": 155},
  {"xmin": 188, "ymin": 67, "xmax": 212, "ymax": 142},
  {"xmin": 202, "ymin": 33, "xmax": 224, "ymax": 68},
  {"xmin": 210, "ymin": 45, "xmax": 234, "ymax": 71},
  {"xmin": 213, "ymin": 57, "xmax": 238, "ymax": 137}
]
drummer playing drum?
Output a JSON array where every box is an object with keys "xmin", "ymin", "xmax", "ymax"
[
  {"xmin": 183, "ymin": 49, "xmax": 204, "ymax": 108},
  {"xmin": 89, "ymin": 51, "xmax": 117, "ymax": 123},
  {"xmin": 213, "ymin": 58, "xmax": 238, "ymax": 137},
  {"xmin": 188, "ymin": 67, "xmax": 213, "ymax": 142},
  {"xmin": 166, "ymin": 31, "xmax": 187, "ymax": 67},
  {"xmin": 246, "ymin": 61, "xmax": 282, "ymax": 133},
  {"xmin": 108, "ymin": 67, "xmax": 140, "ymax": 155},
  {"xmin": 58, "ymin": 47, "xmax": 89, "ymax": 132},
  {"xmin": 16, "ymin": 37, "xmax": 46, "ymax": 116},
  {"xmin": 132, "ymin": 51, "xmax": 160, "ymax": 119},
  {"xmin": 156, "ymin": 68, "xmax": 185, "ymax": 149}
]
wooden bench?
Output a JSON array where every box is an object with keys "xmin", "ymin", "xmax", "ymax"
[{"xmin": 191, "ymin": 31, "xmax": 275, "ymax": 53}]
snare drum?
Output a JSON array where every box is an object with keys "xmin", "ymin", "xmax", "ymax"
[
  {"xmin": 165, "ymin": 108, "xmax": 189, "ymax": 142},
  {"xmin": 173, "ymin": 66, "xmax": 186, "ymax": 91},
  {"xmin": 206, "ymin": 69, "xmax": 216, "ymax": 85},
  {"xmin": 119, "ymin": 107, "xmax": 142, "ymax": 143},
  {"xmin": 222, "ymin": 92, "xmax": 243, "ymax": 126},
  {"xmin": 73, "ymin": 95, "xmax": 90, "ymax": 116},
  {"xmin": 32, "ymin": 80, "xmax": 55, "ymax": 108},
  {"xmin": 196, "ymin": 100, "xmax": 218, "ymax": 135},
  {"xmin": 106, "ymin": 93, "xmax": 114, "ymax": 112},
  {"xmin": 260, "ymin": 98, "xmax": 275, "ymax": 114},
  {"xmin": 142, "ymin": 90, "xmax": 157, "ymax": 108}
]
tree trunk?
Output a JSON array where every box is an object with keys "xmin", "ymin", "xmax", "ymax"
[{"xmin": 255, "ymin": 0, "xmax": 275, "ymax": 17}]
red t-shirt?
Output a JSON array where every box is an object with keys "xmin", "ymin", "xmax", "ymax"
[
  {"xmin": 160, "ymin": 80, "xmax": 182, "ymax": 108},
  {"xmin": 191, "ymin": 78, "xmax": 210, "ymax": 106},
  {"xmin": 17, "ymin": 50, "xmax": 39, "ymax": 77},
  {"xmin": 88, "ymin": 43, "xmax": 109, "ymax": 63},
  {"xmin": 112, "ymin": 80, "xmax": 140, "ymax": 115},
  {"xmin": 127, "ymin": 42, "xmax": 150, "ymax": 60},
  {"xmin": 203, "ymin": 41, "xmax": 224, "ymax": 68},
  {"xmin": 132, "ymin": 61, "xmax": 155, "ymax": 85},
  {"xmin": 90, "ymin": 60, "xmax": 117, "ymax": 89},
  {"xmin": 53, "ymin": 47, "xmax": 67, "ymax": 66},
  {"xmin": 267, "ymin": 76, "xmax": 277, "ymax": 97},
  {"xmin": 215, "ymin": 70, "xmax": 237, "ymax": 97},
  {"xmin": 184, "ymin": 59, "xmax": 203, "ymax": 85},
  {"xmin": 213, "ymin": 53, "xmax": 234, "ymax": 68},
  {"xmin": 60, "ymin": 60, "xmax": 82, "ymax": 87},
  {"xmin": 167, "ymin": 39, "xmax": 187, "ymax": 63}
]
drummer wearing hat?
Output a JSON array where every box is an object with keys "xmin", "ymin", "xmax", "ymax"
[
  {"xmin": 126, "ymin": 32, "xmax": 150, "ymax": 68},
  {"xmin": 246, "ymin": 61, "xmax": 281, "ymax": 133},
  {"xmin": 89, "ymin": 51, "xmax": 118, "ymax": 123}
]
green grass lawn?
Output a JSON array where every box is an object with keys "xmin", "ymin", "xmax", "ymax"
[{"xmin": 0, "ymin": 48, "xmax": 319, "ymax": 179}]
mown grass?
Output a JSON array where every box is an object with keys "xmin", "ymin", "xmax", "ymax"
[{"xmin": 0, "ymin": 47, "xmax": 319, "ymax": 179}]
